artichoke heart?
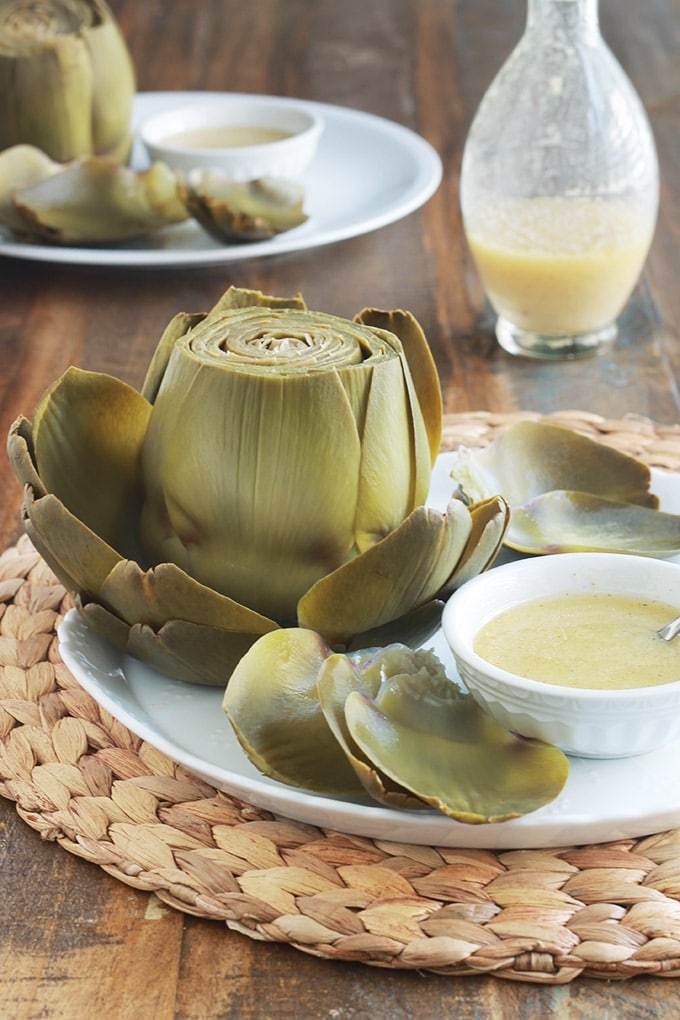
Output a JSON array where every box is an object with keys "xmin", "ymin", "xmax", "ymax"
[
  {"xmin": 180, "ymin": 170, "xmax": 308, "ymax": 243},
  {"xmin": 8, "ymin": 285, "xmax": 503, "ymax": 687},
  {"xmin": 449, "ymin": 420, "xmax": 679, "ymax": 555},
  {"xmin": 0, "ymin": 0, "xmax": 136, "ymax": 164},
  {"xmin": 4, "ymin": 153, "xmax": 189, "ymax": 243},
  {"xmin": 224, "ymin": 633, "xmax": 569, "ymax": 823}
]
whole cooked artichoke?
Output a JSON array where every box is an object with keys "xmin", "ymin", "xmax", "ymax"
[
  {"xmin": 0, "ymin": 0, "xmax": 136, "ymax": 163},
  {"xmin": 8, "ymin": 287, "xmax": 508, "ymax": 686}
]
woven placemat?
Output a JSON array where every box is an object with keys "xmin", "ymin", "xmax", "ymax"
[{"xmin": 3, "ymin": 409, "xmax": 680, "ymax": 983}]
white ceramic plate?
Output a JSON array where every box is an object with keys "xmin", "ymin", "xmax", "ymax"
[
  {"xmin": 0, "ymin": 91, "xmax": 442, "ymax": 268},
  {"xmin": 57, "ymin": 455, "xmax": 680, "ymax": 850}
]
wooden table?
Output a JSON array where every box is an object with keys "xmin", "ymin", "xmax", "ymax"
[{"xmin": 1, "ymin": 0, "xmax": 679, "ymax": 1016}]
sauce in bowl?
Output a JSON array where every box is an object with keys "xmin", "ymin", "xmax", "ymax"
[
  {"xmin": 474, "ymin": 593, "xmax": 680, "ymax": 690},
  {"xmin": 161, "ymin": 126, "xmax": 293, "ymax": 149}
]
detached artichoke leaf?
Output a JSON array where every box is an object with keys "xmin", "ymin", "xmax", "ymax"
[
  {"xmin": 509, "ymin": 490, "xmax": 680, "ymax": 556},
  {"xmin": 355, "ymin": 308, "xmax": 442, "ymax": 466},
  {"xmin": 10, "ymin": 158, "xmax": 188, "ymax": 244},
  {"xmin": 297, "ymin": 499, "xmax": 473, "ymax": 647},
  {"xmin": 316, "ymin": 652, "xmax": 427, "ymax": 809},
  {"xmin": 180, "ymin": 172, "xmax": 308, "ymax": 243},
  {"xmin": 344, "ymin": 671, "xmax": 569, "ymax": 824},
  {"xmin": 0, "ymin": 145, "xmax": 62, "ymax": 235},
  {"xmin": 223, "ymin": 629, "xmax": 363, "ymax": 793},
  {"xmin": 451, "ymin": 421, "xmax": 657, "ymax": 509}
]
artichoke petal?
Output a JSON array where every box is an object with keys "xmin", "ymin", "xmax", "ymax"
[
  {"xmin": 10, "ymin": 158, "xmax": 188, "ymax": 244},
  {"xmin": 451, "ymin": 421, "xmax": 657, "ymax": 508},
  {"xmin": 509, "ymin": 490, "xmax": 680, "ymax": 556},
  {"xmin": 440, "ymin": 495, "xmax": 510, "ymax": 595},
  {"xmin": 356, "ymin": 308, "xmax": 442, "ymax": 466},
  {"xmin": 79, "ymin": 600, "xmax": 268, "ymax": 687},
  {"xmin": 223, "ymin": 629, "xmax": 363, "ymax": 792},
  {"xmin": 18, "ymin": 489, "xmax": 122, "ymax": 597},
  {"xmin": 0, "ymin": 144, "xmax": 61, "ymax": 235},
  {"xmin": 7, "ymin": 414, "xmax": 46, "ymax": 497},
  {"xmin": 180, "ymin": 172, "xmax": 308, "ymax": 243},
  {"xmin": 32, "ymin": 366, "xmax": 151, "ymax": 555},
  {"xmin": 344, "ymin": 669, "xmax": 569, "ymax": 823},
  {"xmin": 316, "ymin": 652, "xmax": 424, "ymax": 808},
  {"xmin": 297, "ymin": 499, "xmax": 473, "ymax": 646}
]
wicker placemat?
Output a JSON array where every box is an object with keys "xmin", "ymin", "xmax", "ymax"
[{"xmin": 3, "ymin": 409, "xmax": 680, "ymax": 982}]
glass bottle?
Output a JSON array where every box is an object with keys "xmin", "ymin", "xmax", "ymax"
[{"xmin": 460, "ymin": 0, "xmax": 659, "ymax": 359}]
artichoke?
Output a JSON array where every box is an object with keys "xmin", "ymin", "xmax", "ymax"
[
  {"xmin": 8, "ymin": 286, "xmax": 508, "ymax": 686},
  {"xmin": 0, "ymin": 0, "xmax": 136, "ymax": 164}
]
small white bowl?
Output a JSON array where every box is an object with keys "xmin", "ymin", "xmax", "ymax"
[
  {"xmin": 137, "ymin": 95, "xmax": 323, "ymax": 180},
  {"xmin": 442, "ymin": 552, "xmax": 680, "ymax": 758}
]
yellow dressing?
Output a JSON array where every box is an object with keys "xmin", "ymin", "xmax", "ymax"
[
  {"xmin": 474, "ymin": 593, "xmax": 680, "ymax": 690},
  {"xmin": 163, "ymin": 126, "xmax": 292, "ymax": 149},
  {"xmin": 465, "ymin": 197, "xmax": 654, "ymax": 335}
]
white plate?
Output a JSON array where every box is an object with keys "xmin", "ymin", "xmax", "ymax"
[
  {"xmin": 0, "ymin": 92, "xmax": 442, "ymax": 268},
  {"xmin": 57, "ymin": 455, "xmax": 680, "ymax": 850}
]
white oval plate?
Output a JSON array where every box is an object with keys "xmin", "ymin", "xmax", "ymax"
[
  {"xmin": 0, "ymin": 91, "xmax": 442, "ymax": 268},
  {"xmin": 57, "ymin": 454, "xmax": 680, "ymax": 850}
]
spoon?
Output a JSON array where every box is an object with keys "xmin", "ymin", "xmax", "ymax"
[{"xmin": 657, "ymin": 614, "xmax": 680, "ymax": 642}]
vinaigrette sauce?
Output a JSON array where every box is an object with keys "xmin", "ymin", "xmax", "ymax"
[
  {"xmin": 163, "ymin": 127, "xmax": 292, "ymax": 149},
  {"xmin": 474, "ymin": 593, "xmax": 680, "ymax": 690}
]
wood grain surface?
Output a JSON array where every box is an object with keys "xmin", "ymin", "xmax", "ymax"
[{"xmin": 1, "ymin": 0, "xmax": 679, "ymax": 1016}]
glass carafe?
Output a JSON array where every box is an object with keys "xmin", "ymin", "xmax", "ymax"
[{"xmin": 460, "ymin": 0, "xmax": 659, "ymax": 359}]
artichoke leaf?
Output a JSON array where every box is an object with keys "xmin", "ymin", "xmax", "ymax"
[
  {"xmin": 32, "ymin": 366, "xmax": 151, "ymax": 555},
  {"xmin": 509, "ymin": 490, "xmax": 680, "ymax": 556},
  {"xmin": 7, "ymin": 414, "xmax": 46, "ymax": 497},
  {"xmin": 11, "ymin": 158, "xmax": 188, "ymax": 244},
  {"xmin": 141, "ymin": 312, "xmax": 207, "ymax": 404},
  {"xmin": 451, "ymin": 421, "xmax": 657, "ymax": 509},
  {"xmin": 223, "ymin": 629, "xmax": 363, "ymax": 793},
  {"xmin": 344, "ymin": 670, "xmax": 569, "ymax": 823},
  {"xmin": 0, "ymin": 144, "xmax": 62, "ymax": 235},
  {"xmin": 19, "ymin": 490, "xmax": 122, "ymax": 598},
  {"xmin": 354, "ymin": 352, "xmax": 429, "ymax": 548},
  {"xmin": 439, "ymin": 495, "xmax": 510, "ymax": 595},
  {"xmin": 78, "ymin": 600, "xmax": 258, "ymax": 687},
  {"xmin": 180, "ymin": 172, "xmax": 308, "ymax": 243},
  {"xmin": 210, "ymin": 285, "xmax": 307, "ymax": 315},
  {"xmin": 297, "ymin": 499, "xmax": 473, "ymax": 646},
  {"xmin": 98, "ymin": 559, "xmax": 279, "ymax": 634},
  {"xmin": 356, "ymin": 308, "xmax": 442, "ymax": 466},
  {"xmin": 346, "ymin": 599, "xmax": 444, "ymax": 652},
  {"xmin": 316, "ymin": 652, "xmax": 423, "ymax": 809}
]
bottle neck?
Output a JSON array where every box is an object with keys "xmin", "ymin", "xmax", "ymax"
[{"xmin": 526, "ymin": 0, "xmax": 600, "ymax": 40}]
